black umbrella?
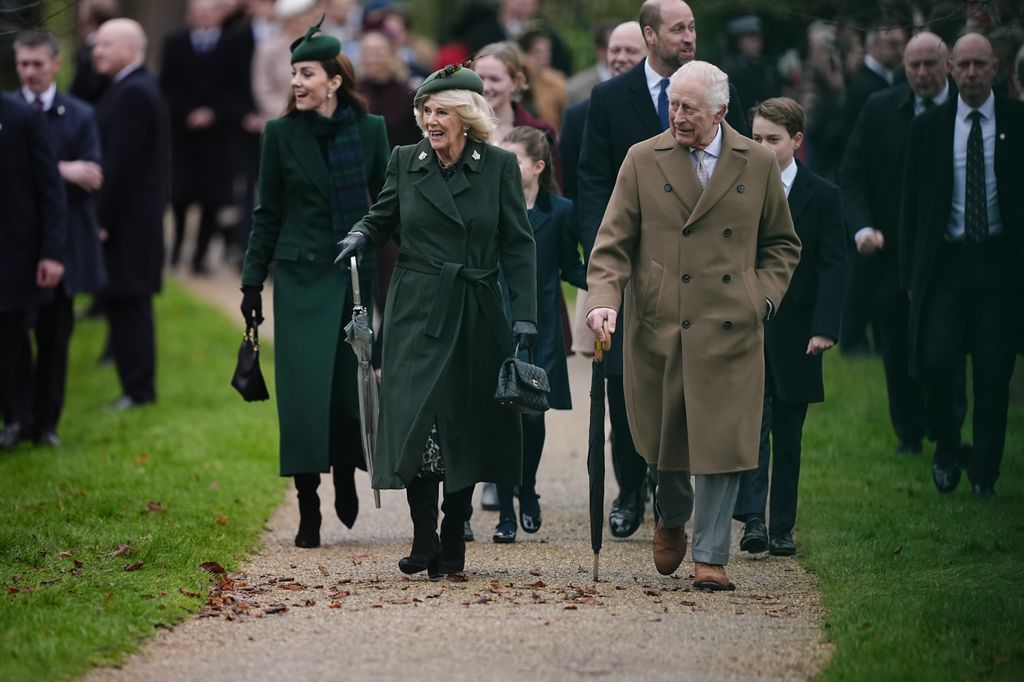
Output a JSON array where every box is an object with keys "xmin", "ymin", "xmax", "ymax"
[
  {"xmin": 344, "ymin": 256, "xmax": 381, "ymax": 509},
  {"xmin": 587, "ymin": 322, "xmax": 611, "ymax": 581}
]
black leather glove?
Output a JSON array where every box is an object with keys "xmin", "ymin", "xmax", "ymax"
[
  {"xmin": 240, "ymin": 285, "xmax": 263, "ymax": 326},
  {"xmin": 512, "ymin": 320, "xmax": 538, "ymax": 350},
  {"xmin": 335, "ymin": 231, "xmax": 368, "ymax": 266}
]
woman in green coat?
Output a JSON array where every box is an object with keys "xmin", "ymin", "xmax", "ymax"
[
  {"xmin": 240, "ymin": 22, "xmax": 390, "ymax": 548},
  {"xmin": 337, "ymin": 65, "xmax": 537, "ymax": 578}
]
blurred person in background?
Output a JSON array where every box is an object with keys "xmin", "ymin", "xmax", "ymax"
[
  {"xmin": 91, "ymin": 18, "xmax": 169, "ymax": 411},
  {"xmin": 161, "ymin": 0, "xmax": 239, "ymax": 274},
  {"xmin": 252, "ymin": 0, "xmax": 322, "ymax": 122},
  {"xmin": 565, "ymin": 20, "xmax": 615, "ymax": 107},
  {"xmin": 721, "ymin": 15, "xmax": 781, "ymax": 108},
  {"xmin": 70, "ymin": 0, "xmax": 120, "ymax": 104},
  {"xmin": 360, "ymin": 4, "xmax": 435, "ymax": 81},
  {"xmin": 516, "ymin": 23, "xmax": 567, "ymax": 132},
  {"xmin": 5, "ymin": 29, "xmax": 106, "ymax": 448}
]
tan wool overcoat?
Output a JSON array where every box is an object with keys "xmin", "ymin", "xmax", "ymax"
[{"xmin": 587, "ymin": 122, "xmax": 801, "ymax": 475}]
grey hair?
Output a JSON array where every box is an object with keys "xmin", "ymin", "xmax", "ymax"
[
  {"xmin": 413, "ymin": 89, "xmax": 497, "ymax": 143},
  {"xmin": 669, "ymin": 60, "xmax": 729, "ymax": 113}
]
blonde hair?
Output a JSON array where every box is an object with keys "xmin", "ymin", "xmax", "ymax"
[{"xmin": 414, "ymin": 89, "xmax": 497, "ymax": 143}]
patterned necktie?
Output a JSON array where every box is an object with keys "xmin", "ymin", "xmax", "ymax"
[
  {"xmin": 657, "ymin": 78, "xmax": 669, "ymax": 131},
  {"xmin": 964, "ymin": 110, "xmax": 988, "ymax": 244},
  {"xmin": 33, "ymin": 96, "xmax": 44, "ymax": 112},
  {"xmin": 691, "ymin": 149, "xmax": 708, "ymax": 189}
]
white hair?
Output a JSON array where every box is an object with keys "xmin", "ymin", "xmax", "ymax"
[
  {"xmin": 670, "ymin": 60, "xmax": 729, "ymax": 113},
  {"xmin": 414, "ymin": 89, "xmax": 497, "ymax": 143}
]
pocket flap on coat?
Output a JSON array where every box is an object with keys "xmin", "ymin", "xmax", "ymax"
[{"xmin": 272, "ymin": 244, "xmax": 301, "ymax": 262}]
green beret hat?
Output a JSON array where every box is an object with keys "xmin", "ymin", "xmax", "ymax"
[
  {"xmin": 414, "ymin": 62, "xmax": 485, "ymax": 105},
  {"xmin": 290, "ymin": 15, "xmax": 341, "ymax": 64}
]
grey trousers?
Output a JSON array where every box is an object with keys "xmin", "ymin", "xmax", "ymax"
[{"xmin": 649, "ymin": 465, "xmax": 741, "ymax": 566}]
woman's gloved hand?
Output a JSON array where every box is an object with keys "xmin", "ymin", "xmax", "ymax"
[
  {"xmin": 512, "ymin": 320, "xmax": 538, "ymax": 350},
  {"xmin": 240, "ymin": 285, "xmax": 263, "ymax": 326},
  {"xmin": 335, "ymin": 231, "xmax": 368, "ymax": 266}
]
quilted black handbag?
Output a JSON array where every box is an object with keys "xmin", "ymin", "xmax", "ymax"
[
  {"xmin": 494, "ymin": 344, "xmax": 550, "ymax": 414},
  {"xmin": 231, "ymin": 324, "xmax": 269, "ymax": 402}
]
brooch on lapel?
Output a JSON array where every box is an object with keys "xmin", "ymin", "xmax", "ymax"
[
  {"xmin": 56, "ymin": 104, "xmax": 66, "ymax": 116},
  {"xmin": 418, "ymin": 151, "xmax": 427, "ymax": 160},
  {"xmin": 472, "ymin": 150, "xmax": 480, "ymax": 160},
  {"xmin": 999, "ymin": 133, "xmax": 1006, "ymax": 141}
]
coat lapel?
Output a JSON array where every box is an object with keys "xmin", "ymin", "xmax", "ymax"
[
  {"xmin": 686, "ymin": 123, "xmax": 748, "ymax": 227},
  {"xmin": 627, "ymin": 60, "xmax": 663, "ymax": 138},
  {"xmin": 409, "ymin": 138, "xmax": 466, "ymax": 230},
  {"xmin": 287, "ymin": 124, "xmax": 330, "ymax": 199},
  {"xmin": 530, "ymin": 190, "xmax": 553, "ymax": 234},
  {"xmin": 652, "ymin": 131, "xmax": 699, "ymax": 217},
  {"xmin": 787, "ymin": 162, "xmax": 812, "ymax": 223}
]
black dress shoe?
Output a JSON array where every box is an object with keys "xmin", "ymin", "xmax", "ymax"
[
  {"xmin": 35, "ymin": 430, "xmax": 62, "ymax": 448},
  {"xmin": 492, "ymin": 517, "xmax": 516, "ymax": 543},
  {"xmin": 769, "ymin": 531, "xmax": 796, "ymax": 556},
  {"xmin": 932, "ymin": 462, "xmax": 961, "ymax": 493},
  {"xmin": 971, "ymin": 483, "xmax": 996, "ymax": 499},
  {"xmin": 519, "ymin": 493, "xmax": 541, "ymax": 533},
  {"xmin": 740, "ymin": 517, "xmax": 769, "ymax": 553},
  {"xmin": 609, "ymin": 488, "xmax": 644, "ymax": 538},
  {"xmin": 0, "ymin": 423, "xmax": 26, "ymax": 450}
]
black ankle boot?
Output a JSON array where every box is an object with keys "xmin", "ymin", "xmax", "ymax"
[
  {"xmin": 399, "ymin": 476, "xmax": 440, "ymax": 578},
  {"xmin": 294, "ymin": 473, "xmax": 322, "ymax": 548},
  {"xmin": 332, "ymin": 466, "xmax": 359, "ymax": 529},
  {"xmin": 440, "ymin": 486, "xmax": 473, "ymax": 573}
]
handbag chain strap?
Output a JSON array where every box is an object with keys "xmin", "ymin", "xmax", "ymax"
[{"xmin": 246, "ymin": 324, "xmax": 260, "ymax": 352}]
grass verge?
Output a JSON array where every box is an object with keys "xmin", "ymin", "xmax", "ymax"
[
  {"xmin": 802, "ymin": 353, "xmax": 1023, "ymax": 680},
  {"xmin": 0, "ymin": 282, "xmax": 285, "ymax": 682}
]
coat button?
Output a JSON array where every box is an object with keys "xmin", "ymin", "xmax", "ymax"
[
  {"xmin": 681, "ymin": 274, "xmax": 691, "ymax": 283},
  {"xmin": 306, "ymin": 253, "xmax": 315, "ymax": 262},
  {"xmin": 664, "ymin": 183, "xmax": 672, "ymax": 192},
  {"xmin": 682, "ymin": 320, "xmax": 691, "ymax": 329},
  {"xmin": 737, "ymin": 184, "xmax": 745, "ymax": 193},
  {"xmin": 723, "ymin": 228, "xmax": 733, "ymax": 238},
  {"xmin": 682, "ymin": 228, "xmax": 691, "ymax": 237},
  {"xmin": 722, "ymin": 274, "xmax": 731, "ymax": 283},
  {"xmin": 723, "ymin": 321, "xmax": 733, "ymax": 330}
]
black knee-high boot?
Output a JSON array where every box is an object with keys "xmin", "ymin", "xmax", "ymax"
[
  {"xmin": 399, "ymin": 476, "xmax": 440, "ymax": 577},
  {"xmin": 332, "ymin": 465, "xmax": 358, "ymax": 529},
  {"xmin": 440, "ymin": 485, "xmax": 474, "ymax": 573},
  {"xmin": 294, "ymin": 473, "xmax": 321, "ymax": 548}
]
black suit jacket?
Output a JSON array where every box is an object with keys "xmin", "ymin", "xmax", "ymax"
[
  {"xmin": 159, "ymin": 27, "xmax": 240, "ymax": 206},
  {"xmin": 96, "ymin": 67, "xmax": 169, "ymax": 297},
  {"xmin": 558, "ymin": 99, "xmax": 588, "ymax": 202},
  {"xmin": 577, "ymin": 59, "xmax": 749, "ymax": 374},
  {"xmin": 17, "ymin": 90, "xmax": 108, "ymax": 296},
  {"xmin": 843, "ymin": 63, "xmax": 901, "ymax": 134},
  {"xmin": 900, "ymin": 94, "xmax": 1024, "ymax": 373},
  {"xmin": 0, "ymin": 93, "xmax": 67, "ymax": 312},
  {"xmin": 766, "ymin": 162, "xmax": 848, "ymax": 403}
]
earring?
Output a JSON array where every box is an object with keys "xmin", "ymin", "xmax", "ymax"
[
  {"xmin": 463, "ymin": 126, "xmax": 469, "ymax": 137},
  {"xmin": 327, "ymin": 91, "xmax": 334, "ymax": 98}
]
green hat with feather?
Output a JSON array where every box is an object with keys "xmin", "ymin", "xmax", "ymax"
[{"xmin": 290, "ymin": 15, "xmax": 341, "ymax": 64}]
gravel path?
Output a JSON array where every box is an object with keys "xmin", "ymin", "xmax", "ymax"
[{"xmin": 85, "ymin": 268, "xmax": 832, "ymax": 681}]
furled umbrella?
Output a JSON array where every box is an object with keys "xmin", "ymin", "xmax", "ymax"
[
  {"xmin": 587, "ymin": 322, "xmax": 611, "ymax": 581},
  {"xmin": 344, "ymin": 256, "xmax": 381, "ymax": 509}
]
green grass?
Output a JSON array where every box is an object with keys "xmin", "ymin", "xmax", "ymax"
[
  {"xmin": 802, "ymin": 353, "xmax": 1024, "ymax": 681},
  {"xmin": 0, "ymin": 282, "xmax": 286, "ymax": 682}
]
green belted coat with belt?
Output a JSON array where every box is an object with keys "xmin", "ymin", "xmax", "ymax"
[{"xmin": 350, "ymin": 137, "xmax": 537, "ymax": 492}]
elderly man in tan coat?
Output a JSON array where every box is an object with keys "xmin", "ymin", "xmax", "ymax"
[{"xmin": 587, "ymin": 61, "xmax": 800, "ymax": 590}]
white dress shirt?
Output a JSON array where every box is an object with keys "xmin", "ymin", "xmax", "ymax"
[
  {"xmin": 864, "ymin": 54, "xmax": 896, "ymax": 85},
  {"xmin": 21, "ymin": 83, "xmax": 56, "ymax": 111},
  {"xmin": 914, "ymin": 81, "xmax": 950, "ymax": 115},
  {"xmin": 947, "ymin": 91, "xmax": 1002, "ymax": 240},
  {"xmin": 780, "ymin": 159, "xmax": 797, "ymax": 198},
  {"xmin": 644, "ymin": 59, "xmax": 669, "ymax": 115}
]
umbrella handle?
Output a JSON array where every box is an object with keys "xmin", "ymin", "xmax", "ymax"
[
  {"xmin": 593, "ymin": 553, "xmax": 600, "ymax": 582},
  {"xmin": 350, "ymin": 256, "xmax": 362, "ymax": 307},
  {"xmin": 373, "ymin": 488, "xmax": 381, "ymax": 509},
  {"xmin": 594, "ymin": 320, "xmax": 611, "ymax": 359}
]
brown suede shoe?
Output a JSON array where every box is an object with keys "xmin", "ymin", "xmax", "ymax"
[
  {"xmin": 693, "ymin": 562, "xmax": 736, "ymax": 591},
  {"xmin": 652, "ymin": 519, "xmax": 687, "ymax": 575}
]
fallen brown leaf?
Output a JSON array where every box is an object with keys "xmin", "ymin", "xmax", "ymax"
[
  {"xmin": 58, "ymin": 550, "xmax": 75, "ymax": 558},
  {"xmin": 73, "ymin": 559, "xmax": 84, "ymax": 569},
  {"xmin": 318, "ymin": 565, "xmax": 330, "ymax": 577},
  {"xmin": 644, "ymin": 588, "xmax": 662, "ymax": 597},
  {"xmin": 179, "ymin": 588, "xmax": 202, "ymax": 598},
  {"xmin": 529, "ymin": 569, "xmax": 542, "ymax": 576},
  {"xmin": 124, "ymin": 561, "xmax": 144, "ymax": 572},
  {"xmin": 216, "ymin": 515, "xmax": 229, "ymax": 525},
  {"xmin": 134, "ymin": 454, "xmax": 150, "ymax": 464},
  {"xmin": 41, "ymin": 578, "xmax": 62, "ymax": 585},
  {"xmin": 111, "ymin": 544, "xmax": 132, "ymax": 557},
  {"xmin": 200, "ymin": 561, "xmax": 226, "ymax": 574},
  {"xmin": 263, "ymin": 604, "xmax": 288, "ymax": 615},
  {"xmin": 530, "ymin": 580, "xmax": 546, "ymax": 588},
  {"xmin": 278, "ymin": 583, "xmax": 306, "ymax": 592},
  {"xmin": 146, "ymin": 501, "xmax": 165, "ymax": 513}
]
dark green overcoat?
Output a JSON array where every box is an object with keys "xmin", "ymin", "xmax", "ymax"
[
  {"xmin": 242, "ymin": 111, "xmax": 389, "ymax": 476},
  {"xmin": 351, "ymin": 137, "xmax": 537, "ymax": 492}
]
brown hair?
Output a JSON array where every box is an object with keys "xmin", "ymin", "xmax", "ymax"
[
  {"xmin": 473, "ymin": 41, "xmax": 529, "ymax": 96},
  {"xmin": 749, "ymin": 97, "xmax": 805, "ymax": 136},
  {"xmin": 503, "ymin": 125, "xmax": 559, "ymax": 195},
  {"xmin": 281, "ymin": 53, "xmax": 367, "ymax": 117}
]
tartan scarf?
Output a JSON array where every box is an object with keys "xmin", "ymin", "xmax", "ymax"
[{"xmin": 302, "ymin": 105, "xmax": 370, "ymax": 242}]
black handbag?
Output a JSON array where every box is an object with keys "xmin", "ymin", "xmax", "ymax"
[
  {"xmin": 494, "ymin": 344, "xmax": 550, "ymax": 414},
  {"xmin": 231, "ymin": 324, "xmax": 269, "ymax": 401}
]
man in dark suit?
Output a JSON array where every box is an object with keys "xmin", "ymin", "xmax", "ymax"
[
  {"xmin": 0, "ymin": 93, "xmax": 66, "ymax": 449},
  {"xmin": 735, "ymin": 97, "xmax": 848, "ymax": 557},
  {"xmin": 577, "ymin": 0, "xmax": 749, "ymax": 538},
  {"xmin": 901, "ymin": 33, "xmax": 1024, "ymax": 498},
  {"xmin": 160, "ymin": 0, "xmax": 241, "ymax": 274},
  {"xmin": 7, "ymin": 29, "xmax": 107, "ymax": 447},
  {"xmin": 840, "ymin": 32, "xmax": 953, "ymax": 455},
  {"xmin": 92, "ymin": 18, "xmax": 169, "ymax": 410},
  {"xmin": 838, "ymin": 20, "xmax": 908, "ymax": 356}
]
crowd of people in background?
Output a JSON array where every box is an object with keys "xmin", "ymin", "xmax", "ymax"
[{"xmin": 1, "ymin": 0, "xmax": 1022, "ymax": 587}]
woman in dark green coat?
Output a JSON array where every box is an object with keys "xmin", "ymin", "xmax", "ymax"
[
  {"xmin": 240, "ymin": 23, "xmax": 389, "ymax": 548},
  {"xmin": 337, "ymin": 65, "xmax": 537, "ymax": 578}
]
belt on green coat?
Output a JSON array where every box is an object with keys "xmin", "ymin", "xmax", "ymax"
[{"xmin": 396, "ymin": 251, "xmax": 506, "ymax": 343}]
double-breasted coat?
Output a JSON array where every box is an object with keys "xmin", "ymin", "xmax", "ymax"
[
  {"xmin": 351, "ymin": 137, "xmax": 537, "ymax": 493},
  {"xmin": 587, "ymin": 123, "xmax": 801, "ymax": 475},
  {"xmin": 242, "ymin": 111, "xmax": 390, "ymax": 476}
]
